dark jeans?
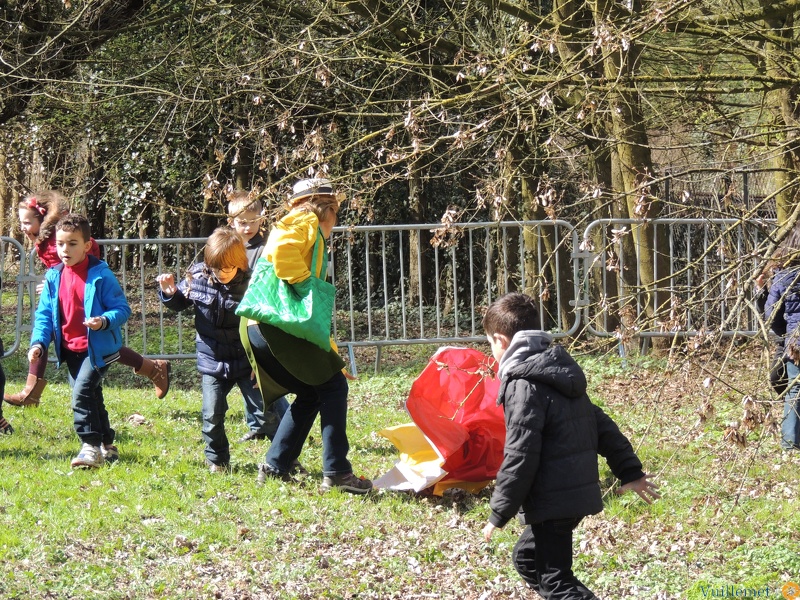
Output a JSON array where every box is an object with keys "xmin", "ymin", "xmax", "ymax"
[
  {"xmin": 0, "ymin": 356, "xmax": 5, "ymax": 419},
  {"xmin": 783, "ymin": 361, "xmax": 800, "ymax": 450},
  {"xmin": 247, "ymin": 325, "xmax": 352, "ymax": 476},
  {"xmin": 63, "ymin": 348, "xmax": 113, "ymax": 447},
  {"xmin": 513, "ymin": 519, "xmax": 600, "ymax": 600},
  {"xmin": 243, "ymin": 385, "xmax": 289, "ymax": 437},
  {"xmin": 200, "ymin": 374, "xmax": 288, "ymax": 465}
]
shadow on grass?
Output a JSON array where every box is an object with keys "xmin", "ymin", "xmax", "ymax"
[
  {"xmin": 164, "ymin": 409, "xmax": 202, "ymax": 423},
  {"xmin": 366, "ymin": 483, "xmax": 493, "ymax": 513},
  {"xmin": 351, "ymin": 441, "xmax": 397, "ymax": 456},
  {"xmin": 2, "ymin": 448, "xmax": 75, "ymax": 463}
]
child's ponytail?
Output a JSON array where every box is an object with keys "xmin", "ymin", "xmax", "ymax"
[{"xmin": 20, "ymin": 190, "xmax": 69, "ymax": 245}]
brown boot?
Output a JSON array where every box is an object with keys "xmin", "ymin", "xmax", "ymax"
[
  {"xmin": 4, "ymin": 374, "xmax": 46, "ymax": 407},
  {"xmin": 135, "ymin": 358, "xmax": 171, "ymax": 399}
]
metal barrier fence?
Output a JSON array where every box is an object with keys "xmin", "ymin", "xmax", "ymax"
[
  {"xmin": 578, "ymin": 219, "xmax": 774, "ymax": 342},
  {"xmin": 0, "ymin": 217, "xmax": 777, "ymax": 371},
  {"xmin": 329, "ymin": 221, "xmax": 580, "ymax": 370}
]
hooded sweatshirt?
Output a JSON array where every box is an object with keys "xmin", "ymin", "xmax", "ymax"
[{"xmin": 489, "ymin": 330, "xmax": 644, "ymax": 527}]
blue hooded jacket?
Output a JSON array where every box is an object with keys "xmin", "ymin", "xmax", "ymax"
[{"xmin": 31, "ymin": 256, "xmax": 131, "ymax": 369}]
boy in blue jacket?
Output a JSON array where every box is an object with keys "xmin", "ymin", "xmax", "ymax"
[
  {"xmin": 29, "ymin": 214, "xmax": 131, "ymax": 468},
  {"xmin": 481, "ymin": 293, "xmax": 659, "ymax": 599}
]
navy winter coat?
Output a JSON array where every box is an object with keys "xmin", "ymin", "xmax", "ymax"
[
  {"xmin": 489, "ymin": 331, "xmax": 644, "ymax": 528},
  {"xmin": 160, "ymin": 264, "xmax": 251, "ymax": 379},
  {"xmin": 765, "ymin": 267, "xmax": 800, "ymax": 344}
]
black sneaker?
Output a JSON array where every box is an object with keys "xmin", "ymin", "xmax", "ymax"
[
  {"xmin": 238, "ymin": 431, "xmax": 267, "ymax": 443},
  {"xmin": 320, "ymin": 472, "xmax": 373, "ymax": 495},
  {"xmin": 0, "ymin": 417, "xmax": 13, "ymax": 435},
  {"xmin": 256, "ymin": 463, "xmax": 293, "ymax": 485},
  {"xmin": 101, "ymin": 444, "xmax": 119, "ymax": 464}
]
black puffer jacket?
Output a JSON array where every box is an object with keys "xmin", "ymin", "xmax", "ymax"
[
  {"xmin": 160, "ymin": 263, "xmax": 251, "ymax": 379},
  {"xmin": 489, "ymin": 331, "xmax": 644, "ymax": 528}
]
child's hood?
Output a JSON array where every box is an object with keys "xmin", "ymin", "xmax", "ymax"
[{"xmin": 498, "ymin": 330, "xmax": 587, "ymax": 399}]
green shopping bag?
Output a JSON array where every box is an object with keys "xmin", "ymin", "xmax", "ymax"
[{"xmin": 236, "ymin": 230, "xmax": 334, "ymax": 351}]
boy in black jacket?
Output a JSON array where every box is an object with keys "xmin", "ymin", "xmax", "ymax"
[{"xmin": 481, "ymin": 293, "xmax": 659, "ymax": 599}]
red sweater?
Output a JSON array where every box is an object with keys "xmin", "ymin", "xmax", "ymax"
[{"xmin": 59, "ymin": 256, "xmax": 89, "ymax": 353}]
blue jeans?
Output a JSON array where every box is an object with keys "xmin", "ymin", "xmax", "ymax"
[
  {"xmin": 783, "ymin": 362, "xmax": 800, "ymax": 450},
  {"xmin": 513, "ymin": 519, "xmax": 599, "ymax": 600},
  {"xmin": 248, "ymin": 325, "xmax": 352, "ymax": 476},
  {"xmin": 202, "ymin": 373, "xmax": 272, "ymax": 465},
  {"xmin": 63, "ymin": 348, "xmax": 113, "ymax": 447},
  {"xmin": 0, "ymin": 354, "xmax": 5, "ymax": 420},
  {"xmin": 242, "ymin": 380, "xmax": 289, "ymax": 438}
]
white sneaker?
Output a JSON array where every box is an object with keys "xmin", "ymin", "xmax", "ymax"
[{"xmin": 71, "ymin": 443, "xmax": 105, "ymax": 469}]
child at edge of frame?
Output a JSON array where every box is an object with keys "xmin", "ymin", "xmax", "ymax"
[
  {"xmin": 481, "ymin": 292, "xmax": 660, "ymax": 599},
  {"xmin": 27, "ymin": 214, "xmax": 132, "ymax": 468},
  {"xmin": 227, "ymin": 190, "xmax": 291, "ymax": 444},
  {"xmin": 0, "ymin": 337, "xmax": 11, "ymax": 435}
]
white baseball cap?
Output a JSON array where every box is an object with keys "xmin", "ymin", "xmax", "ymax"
[{"xmin": 288, "ymin": 178, "xmax": 335, "ymax": 206}]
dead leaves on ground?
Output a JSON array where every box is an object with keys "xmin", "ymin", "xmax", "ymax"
[{"xmin": 590, "ymin": 345, "xmax": 784, "ymax": 452}]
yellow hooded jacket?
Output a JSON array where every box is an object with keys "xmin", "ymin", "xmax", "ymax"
[{"xmin": 264, "ymin": 210, "xmax": 327, "ymax": 284}]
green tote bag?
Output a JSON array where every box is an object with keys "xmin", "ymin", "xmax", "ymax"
[{"xmin": 236, "ymin": 230, "xmax": 335, "ymax": 351}]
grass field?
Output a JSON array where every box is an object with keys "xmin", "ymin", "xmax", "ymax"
[{"xmin": 0, "ymin": 342, "xmax": 798, "ymax": 599}]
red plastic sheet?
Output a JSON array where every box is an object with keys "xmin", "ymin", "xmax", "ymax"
[{"xmin": 405, "ymin": 346, "xmax": 505, "ymax": 486}]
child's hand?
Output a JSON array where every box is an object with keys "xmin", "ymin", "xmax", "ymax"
[
  {"xmin": 616, "ymin": 474, "xmax": 661, "ymax": 504},
  {"xmin": 35, "ymin": 282, "xmax": 44, "ymax": 295},
  {"xmin": 84, "ymin": 317, "xmax": 103, "ymax": 331},
  {"xmin": 482, "ymin": 522, "xmax": 496, "ymax": 542},
  {"xmin": 156, "ymin": 273, "xmax": 177, "ymax": 295},
  {"xmin": 27, "ymin": 346, "xmax": 42, "ymax": 362}
]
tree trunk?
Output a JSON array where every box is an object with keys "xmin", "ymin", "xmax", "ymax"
[
  {"xmin": 508, "ymin": 140, "xmax": 574, "ymax": 332},
  {"xmin": 584, "ymin": 130, "xmax": 622, "ymax": 337},
  {"xmin": 496, "ymin": 151, "xmax": 519, "ymax": 299},
  {"xmin": 596, "ymin": 0, "xmax": 669, "ymax": 352},
  {"xmin": 0, "ymin": 146, "xmax": 12, "ymax": 273},
  {"xmin": 234, "ymin": 142, "xmax": 254, "ymax": 192},
  {"xmin": 0, "ymin": 147, "xmax": 9, "ymax": 241},
  {"xmin": 407, "ymin": 159, "xmax": 429, "ymax": 306},
  {"xmin": 761, "ymin": 6, "xmax": 800, "ymax": 224}
]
